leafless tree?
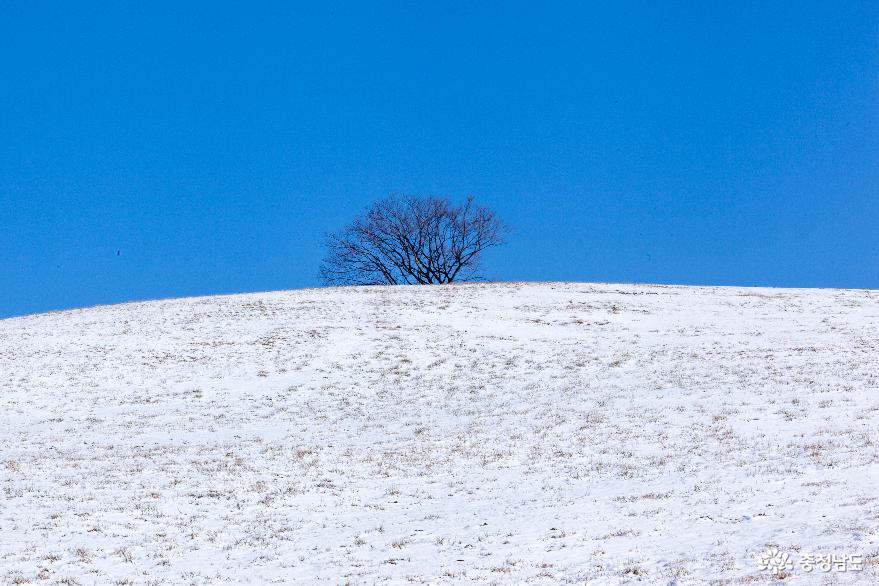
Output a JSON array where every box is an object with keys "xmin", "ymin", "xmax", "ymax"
[{"xmin": 319, "ymin": 195, "xmax": 506, "ymax": 285}]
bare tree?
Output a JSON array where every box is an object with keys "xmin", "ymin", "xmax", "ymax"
[{"xmin": 319, "ymin": 195, "xmax": 506, "ymax": 285}]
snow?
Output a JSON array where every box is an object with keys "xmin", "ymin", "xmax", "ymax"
[{"xmin": 1, "ymin": 282, "xmax": 878, "ymax": 585}]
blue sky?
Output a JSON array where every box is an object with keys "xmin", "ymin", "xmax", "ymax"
[{"xmin": 2, "ymin": 2, "xmax": 878, "ymax": 317}]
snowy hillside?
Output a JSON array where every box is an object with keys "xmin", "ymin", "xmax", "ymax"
[{"xmin": 1, "ymin": 282, "xmax": 878, "ymax": 585}]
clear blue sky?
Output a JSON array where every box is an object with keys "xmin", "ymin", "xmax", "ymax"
[{"xmin": 2, "ymin": 2, "xmax": 877, "ymax": 317}]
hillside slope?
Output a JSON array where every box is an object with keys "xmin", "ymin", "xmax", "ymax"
[{"xmin": 1, "ymin": 282, "xmax": 878, "ymax": 585}]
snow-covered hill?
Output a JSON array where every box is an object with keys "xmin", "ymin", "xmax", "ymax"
[{"xmin": 1, "ymin": 282, "xmax": 878, "ymax": 585}]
